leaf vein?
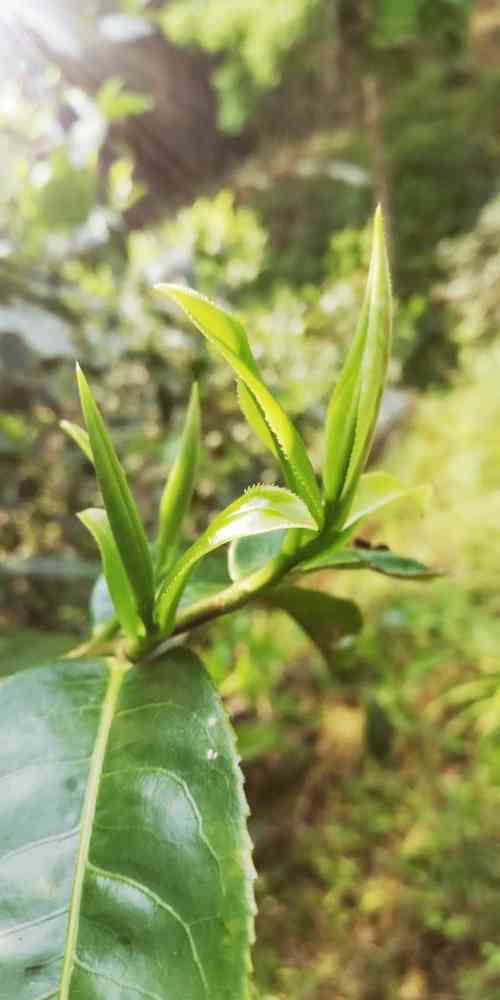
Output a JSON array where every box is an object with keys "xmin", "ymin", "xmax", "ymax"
[
  {"xmin": 0, "ymin": 905, "xmax": 68, "ymax": 940},
  {"xmin": 100, "ymin": 766, "xmax": 223, "ymax": 885},
  {"xmin": 86, "ymin": 862, "xmax": 209, "ymax": 996},
  {"xmin": 0, "ymin": 826, "xmax": 80, "ymax": 865},
  {"xmin": 74, "ymin": 957, "xmax": 164, "ymax": 1000}
]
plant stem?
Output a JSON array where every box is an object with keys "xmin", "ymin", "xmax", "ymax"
[
  {"xmin": 176, "ymin": 551, "xmax": 295, "ymax": 634},
  {"xmin": 68, "ymin": 532, "xmax": 331, "ymax": 663},
  {"xmin": 134, "ymin": 547, "xmax": 298, "ymax": 662},
  {"xmin": 65, "ymin": 616, "xmax": 120, "ymax": 659}
]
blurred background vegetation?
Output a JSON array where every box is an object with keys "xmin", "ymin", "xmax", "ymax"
[{"xmin": 2, "ymin": 1, "xmax": 500, "ymax": 996}]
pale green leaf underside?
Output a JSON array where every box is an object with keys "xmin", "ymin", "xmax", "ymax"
[
  {"xmin": 0, "ymin": 653, "xmax": 254, "ymax": 999},
  {"xmin": 155, "ymin": 285, "xmax": 322, "ymax": 527},
  {"xmin": 228, "ymin": 530, "xmax": 285, "ymax": 582},
  {"xmin": 60, "ymin": 420, "xmax": 93, "ymax": 464},
  {"xmin": 78, "ymin": 508, "xmax": 142, "ymax": 641},
  {"xmin": 155, "ymin": 485, "xmax": 316, "ymax": 631}
]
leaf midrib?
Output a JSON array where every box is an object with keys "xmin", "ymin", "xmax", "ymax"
[{"xmin": 59, "ymin": 658, "xmax": 129, "ymax": 998}]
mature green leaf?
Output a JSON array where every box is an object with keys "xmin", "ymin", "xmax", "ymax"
[
  {"xmin": 354, "ymin": 549, "xmax": 442, "ymax": 578},
  {"xmin": 343, "ymin": 471, "xmax": 429, "ymax": 531},
  {"xmin": 0, "ymin": 630, "xmax": 74, "ymax": 678},
  {"xmin": 0, "ymin": 652, "xmax": 254, "ymax": 999},
  {"xmin": 60, "ymin": 420, "xmax": 93, "ymax": 464},
  {"xmin": 323, "ymin": 207, "xmax": 392, "ymax": 525},
  {"xmin": 77, "ymin": 365, "xmax": 155, "ymax": 628},
  {"xmin": 156, "ymin": 485, "xmax": 316, "ymax": 632},
  {"xmin": 79, "ymin": 509, "xmax": 142, "ymax": 641},
  {"xmin": 228, "ymin": 529, "xmax": 285, "ymax": 582},
  {"xmin": 297, "ymin": 545, "xmax": 440, "ymax": 579},
  {"xmin": 266, "ymin": 585, "xmax": 362, "ymax": 663},
  {"xmin": 156, "ymin": 383, "xmax": 201, "ymax": 579},
  {"xmin": 155, "ymin": 284, "xmax": 323, "ymax": 526}
]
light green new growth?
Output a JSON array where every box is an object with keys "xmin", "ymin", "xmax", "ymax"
[
  {"xmin": 154, "ymin": 284, "xmax": 323, "ymax": 527},
  {"xmin": 78, "ymin": 508, "xmax": 142, "ymax": 641},
  {"xmin": 323, "ymin": 205, "xmax": 392, "ymax": 526},
  {"xmin": 77, "ymin": 364, "xmax": 156, "ymax": 630},
  {"xmin": 155, "ymin": 382, "xmax": 201, "ymax": 579}
]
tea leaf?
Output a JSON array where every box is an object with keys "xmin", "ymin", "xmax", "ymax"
[
  {"xmin": 266, "ymin": 585, "xmax": 362, "ymax": 663},
  {"xmin": 228, "ymin": 529, "xmax": 285, "ymax": 581},
  {"xmin": 343, "ymin": 471, "xmax": 429, "ymax": 531},
  {"xmin": 156, "ymin": 485, "xmax": 316, "ymax": 632},
  {"xmin": 156, "ymin": 382, "xmax": 201, "ymax": 579},
  {"xmin": 237, "ymin": 381, "xmax": 280, "ymax": 458},
  {"xmin": 60, "ymin": 419, "xmax": 93, "ymax": 463},
  {"xmin": 155, "ymin": 285, "xmax": 323, "ymax": 526},
  {"xmin": 296, "ymin": 545, "xmax": 441, "ymax": 579},
  {"xmin": 323, "ymin": 207, "xmax": 392, "ymax": 525},
  {"xmin": 76, "ymin": 365, "xmax": 155, "ymax": 628},
  {"xmin": 78, "ymin": 508, "xmax": 142, "ymax": 640},
  {"xmin": 1, "ymin": 653, "xmax": 254, "ymax": 999}
]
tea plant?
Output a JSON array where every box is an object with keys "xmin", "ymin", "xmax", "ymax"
[{"xmin": 0, "ymin": 209, "xmax": 436, "ymax": 998}]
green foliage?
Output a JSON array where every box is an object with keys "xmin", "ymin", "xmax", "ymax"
[
  {"xmin": 156, "ymin": 382, "xmax": 201, "ymax": 579},
  {"xmin": 164, "ymin": 190, "xmax": 268, "ymax": 293},
  {"xmin": 77, "ymin": 365, "xmax": 156, "ymax": 632},
  {"xmin": 3, "ymin": 7, "xmax": 500, "ymax": 994},
  {"xmin": 95, "ymin": 76, "xmax": 154, "ymax": 121},
  {"xmin": 156, "ymin": 284, "xmax": 324, "ymax": 526},
  {"xmin": 78, "ymin": 508, "xmax": 142, "ymax": 641},
  {"xmin": 155, "ymin": 484, "xmax": 317, "ymax": 633},
  {"xmin": 1, "ymin": 652, "xmax": 254, "ymax": 998},
  {"xmin": 323, "ymin": 208, "xmax": 392, "ymax": 523},
  {"xmin": 435, "ymin": 191, "xmax": 500, "ymax": 363},
  {"xmin": 266, "ymin": 585, "xmax": 362, "ymax": 665},
  {"xmin": 160, "ymin": 0, "xmax": 320, "ymax": 131}
]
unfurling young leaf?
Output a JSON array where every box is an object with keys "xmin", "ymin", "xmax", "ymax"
[
  {"xmin": 155, "ymin": 382, "xmax": 201, "ymax": 580},
  {"xmin": 154, "ymin": 284, "xmax": 323, "ymax": 527},
  {"xmin": 78, "ymin": 508, "xmax": 142, "ymax": 641},
  {"xmin": 60, "ymin": 419, "xmax": 93, "ymax": 464},
  {"xmin": 155, "ymin": 485, "xmax": 316, "ymax": 634},
  {"xmin": 343, "ymin": 470, "xmax": 430, "ymax": 531},
  {"xmin": 323, "ymin": 206, "xmax": 392, "ymax": 527},
  {"xmin": 76, "ymin": 365, "xmax": 155, "ymax": 630}
]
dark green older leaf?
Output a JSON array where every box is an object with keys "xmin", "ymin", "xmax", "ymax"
[
  {"xmin": 77, "ymin": 365, "xmax": 155, "ymax": 629},
  {"xmin": 266, "ymin": 585, "xmax": 362, "ymax": 663},
  {"xmin": 297, "ymin": 545, "xmax": 441, "ymax": 579},
  {"xmin": 0, "ymin": 652, "xmax": 254, "ymax": 998},
  {"xmin": 155, "ymin": 285, "xmax": 323, "ymax": 527}
]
